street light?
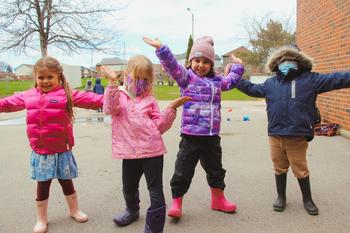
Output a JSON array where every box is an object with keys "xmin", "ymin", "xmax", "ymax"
[{"xmin": 187, "ymin": 8, "xmax": 194, "ymax": 40}]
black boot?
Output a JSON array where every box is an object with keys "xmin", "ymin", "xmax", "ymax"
[
  {"xmin": 144, "ymin": 205, "xmax": 166, "ymax": 233},
  {"xmin": 298, "ymin": 176, "xmax": 319, "ymax": 215},
  {"xmin": 273, "ymin": 173, "xmax": 287, "ymax": 211},
  {"xmin": 113, "ymin": 191, "xmax": 140, "ymax": 226}
]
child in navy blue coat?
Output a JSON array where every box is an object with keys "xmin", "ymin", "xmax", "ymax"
[
  {"xmin": 233, "ymin": 46, "xmax": 350, "ymax": 215},
  {"xmin": 93, "ymin": 78, "xmax": 105, "ymax": 112}
]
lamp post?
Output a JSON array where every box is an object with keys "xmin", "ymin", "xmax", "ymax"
[{"xmin": 187, "ymin": 8, "xmax": 194, "ymax": 40}]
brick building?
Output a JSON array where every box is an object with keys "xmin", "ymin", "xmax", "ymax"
[{"xmin": 297, "ymin": 0, "xmax": 350, "ymax": 136}]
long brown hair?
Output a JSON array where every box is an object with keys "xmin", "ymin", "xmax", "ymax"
[{"xmin": 33, "ymin": 56, "xmax": 75, "ymax": 120}]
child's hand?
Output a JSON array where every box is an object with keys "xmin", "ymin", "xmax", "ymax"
[
  {"xmin": 224, "ymin": 63, "xmax": 232, "ymax": 76},
  {"xmin": 169, "ymin": 96, "xmax": 192, "ymax": 110},
  {"xmin": 230, "ymin": 54, "xmax": 243, "ymax": 64},
  {"xmin": 101, "ymin": 66, "xmax": 118, "ymax": 84},
  {"xmin": 143, "ymin": 37, "xmax": 163, "ymax": 49}
]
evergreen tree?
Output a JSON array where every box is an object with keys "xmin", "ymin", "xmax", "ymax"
[{"xmin": 185, "ymin": 35, "xmax": 194, "ymax": 66}]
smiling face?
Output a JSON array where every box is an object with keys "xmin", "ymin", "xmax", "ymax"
[
  {"xmin": 35, "ymin": 68, "xmax": 61, "ymax": 93},
  {"xmin": 190, "ymin": 57, "xmax": 212, "ymax": 77}
]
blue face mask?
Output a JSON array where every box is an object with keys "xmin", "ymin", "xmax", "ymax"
[{"xmin": 278, "ymin": 61, "xmax": 298, "ymax": 76}]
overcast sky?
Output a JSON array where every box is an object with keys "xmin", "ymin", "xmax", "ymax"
[{"xmin": 1, "ymin": 0, "xmax": 296, "ymax": 69}]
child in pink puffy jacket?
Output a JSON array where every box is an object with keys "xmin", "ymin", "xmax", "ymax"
[
  {"xmin": 101, "ymin": 55, "xmax": 190, "ymax": 233},
  {"xmin": 0, "ymin": 56, "xmax": 104, "ymax": 233}
]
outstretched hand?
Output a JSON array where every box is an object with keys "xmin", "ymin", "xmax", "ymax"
[
  {"xmin": 101, "ymin": 66, "xmax": 118, "ymax": 84},
  {"xmin": 143, "ymin": 37, "xmax": 163, "ymax": 49},
  {"xmin": 224, "ymin": 54, "xmax": 244, "ymax": 76},
  {"xmin": 169, "ymin": 96, "xmax": 192, "ymax": 110},
  {"xmin": 230, "ymin": 54, "xmax": 243, "ymax": 64}
]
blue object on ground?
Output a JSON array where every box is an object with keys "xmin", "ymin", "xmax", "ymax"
[{"xmin": 243, "ymin": 115, "xmax": 250, "ymax": 121}]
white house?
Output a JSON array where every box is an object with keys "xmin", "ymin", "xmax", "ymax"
[
  {"xmin": 174, "ymin": 52, "xmax": 222, "ymax": 69},
  {"xmin": 15, "ymin": 63, "xmax": 81, "ymax": 88},
  {"xmin": 15, "ymin": 64, "xmax": 34, "ymax": 80},
  {"xmin": 96, "ymin": 57, "xmax": 128, "ymax": 71},
  {"xmin": 62, "ymin": 64, "xmax": 81, "ymax": 88}
]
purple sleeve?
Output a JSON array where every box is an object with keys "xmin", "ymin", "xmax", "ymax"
[
  {"xmin": 0, "ymin": 92, "xmax": 26, "ymax": 112},
  {"xmin": 156, "ymin": 45, "xmax": 189, "ymax": 88},
  {"xmin": 221, "ymin": 64, "xmax": 245, "ymax": 91}
]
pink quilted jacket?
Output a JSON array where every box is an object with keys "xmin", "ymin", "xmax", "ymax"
[
  {"xmin": 103, "ymin": 85, "xmax": 176, "ymax": 159},
  {"xmin": 0, "ymin": 86, "xmax": 104, "ymax": 154}
]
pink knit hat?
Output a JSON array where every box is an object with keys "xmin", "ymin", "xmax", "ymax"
[{"xmin": 189, "ymin": 36, "xmax": 215, "ymax": 64}]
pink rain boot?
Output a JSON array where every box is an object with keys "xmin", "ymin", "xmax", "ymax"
[
  {"xmin": 167, "ymin": 197, "xmax": 183, "ymax": 218},
  {"xmin": 65, "ymin": 192, "xmax": 88, "ymax": 223},
  {"xmin": 33, "ymin": 199, "xmax": 48, "ymax": 233},
  {"xmin": 210, "ymin": 188, "xmax": 237, "ymax": 213}
]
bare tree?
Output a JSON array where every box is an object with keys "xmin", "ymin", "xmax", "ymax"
[
  {"xmin": 242, "ymin": 14, "xmax": 296, "ymax": 67},
  {"xmin": 0, "ymin": 0, "xmax": 125, "ymax": 56}
]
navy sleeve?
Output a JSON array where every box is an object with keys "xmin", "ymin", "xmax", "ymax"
[
  {"xmin": 236, "ymin": 79, "xmax": 266, "ymax": 98},
  {"xmin": 311, "ymin": 72, "xmax": 350, "ymax": 94}
]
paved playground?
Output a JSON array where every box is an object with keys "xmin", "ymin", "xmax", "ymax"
[{"xmin": 1, "ymin": 100, "xmax": 349, "ymax": 233}]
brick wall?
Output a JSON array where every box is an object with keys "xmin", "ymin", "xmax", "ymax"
[{"xmin": 297, "ymin": 0, "xmax": 350, "ymax": 131}]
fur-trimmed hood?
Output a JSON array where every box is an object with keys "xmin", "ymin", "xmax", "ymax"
[{"xmin": 265, "ymin": 47, "xmax": 314, "ymax": 73}]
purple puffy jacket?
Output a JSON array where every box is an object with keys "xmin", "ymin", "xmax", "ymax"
[{"xmin": 156, "ymin": 45, "xmax": 244, "ymax": 136}]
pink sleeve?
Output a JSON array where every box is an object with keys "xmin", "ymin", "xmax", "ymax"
[
  {"xmin": 150, "ymin": 102, "xmax": 176, "ymax": 134},
  {"xmin": 0, "ymin": 92, "xmax": 26, "ymax": 112},
  {"xmin": 71, "ymin": 90, "xmax": 104, "ymax": 109},
  {"xmin": 103, "ymin": 85, "xmax": 120, "ymax": 115}
]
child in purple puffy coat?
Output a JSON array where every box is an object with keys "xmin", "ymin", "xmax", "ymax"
[{"xmin": 144, "ymin": 36, "xmax": 244, "ymax": 219}]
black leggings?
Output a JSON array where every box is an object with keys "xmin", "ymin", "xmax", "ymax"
[
  {"xmin": 122, "ymin": 156, "xmax": 165, "ymax": 210},
  {"xmin": 36, "ymin": 179, "xmax": 75, "ymax": 201}
]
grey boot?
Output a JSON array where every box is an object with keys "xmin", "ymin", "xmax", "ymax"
[
  {"xmin": 273, "ymin": 173, "xmax": 287, "ymax": 211},
  {"xmin": 113, "ymin": 191, "xmax": 140, "ymax": 226},
  {"xmin": 298, "ymin": 176, "xmax": 319, "ymax": 215}
]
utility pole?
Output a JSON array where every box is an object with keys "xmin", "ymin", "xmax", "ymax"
[{"xmin": 187, "ymin": 8, "xmax": 194, "ymax": 40}]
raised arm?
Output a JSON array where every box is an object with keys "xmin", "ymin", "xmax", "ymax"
[
  {"xmin": 221, "ymin": 55, "xmax": 245, "ymax": 91},
  {"xmin": 101, "ymin": 66, "xmax": 120, "ymax": 115},
  {"xmin": 143, "ymin": 37, "xmax": 188, "ymax": 88},
  {"xmin": 0, "ymin": 92, "xmax": 26, "ymax": 112}
]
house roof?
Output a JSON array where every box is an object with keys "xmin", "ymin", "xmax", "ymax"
[
  {"xmin": 97, "ymin": 57, "xmax": 128, "ymax": 65},
  {"xmin": 222, "ymin": 46, "xmax": 251, "ymax": 57},
  {"xmin": 15, "ymin": 64, "xmax": 34, "ymax": 70}
]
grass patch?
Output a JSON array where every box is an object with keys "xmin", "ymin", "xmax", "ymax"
[
  {"xmin": 154, "ymin": 85, "xmax": 256, "ymax": 100},
  {"xmin": 1, "ymin": 79, "xmax": 256, "ymax": 100},
  {"xmin": 0, "ymin": 80, "xmax": 34, "ymax": 96}
]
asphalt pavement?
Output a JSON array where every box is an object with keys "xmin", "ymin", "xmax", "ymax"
[{"xmin": 1, "ymin": 100, "xmax": 349, "ymax": 233}]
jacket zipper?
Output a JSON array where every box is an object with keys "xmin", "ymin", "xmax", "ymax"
[
  {"xmin": 209, "ymin": 81, "xmax": 215, "ymax": 135},
  {"xmin": 39, "ymin": 93, "xmax": 45, "ymax": 148},
  {"xmin": 291, "ymin": 80, "xmax": 296, "ymax": 99}
]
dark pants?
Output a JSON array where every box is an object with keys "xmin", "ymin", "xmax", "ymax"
[
  {"xmin": 170, "ymin": 134, "xmax": 226, "ymax": 198},
  {"xmin": 122, "ymin": 156, "xmax": 165, "ymax": 210},
  {"xmin": 36, "ymin": 179, "xmax": 75, "ymax": 201}
]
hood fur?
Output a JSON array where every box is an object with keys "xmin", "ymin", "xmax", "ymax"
[{"xmin": 265, "ymin": 47, "xmax": 314, "ymax": 73}]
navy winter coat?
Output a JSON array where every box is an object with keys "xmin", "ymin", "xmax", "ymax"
[{"xmin": 237, "ymin": 47, "xmax": 350, "ymax": 137}]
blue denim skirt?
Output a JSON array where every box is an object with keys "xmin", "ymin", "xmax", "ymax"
[{"xmin": 30, "ymin": 150, "xmax": 78, "ymax": 181}]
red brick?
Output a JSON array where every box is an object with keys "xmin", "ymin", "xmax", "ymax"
[{"xmin": 297, "ymin": 0, "xmax": 350, "ymax": 131}]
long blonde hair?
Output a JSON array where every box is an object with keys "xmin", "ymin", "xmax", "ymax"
[
  {"xmin": 33, "ymin": 56, "xmax": 75, "ymax": 120},
  {"xmin": 125, "ymin": 55, "xmax": 154, "ymax": 97}
]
